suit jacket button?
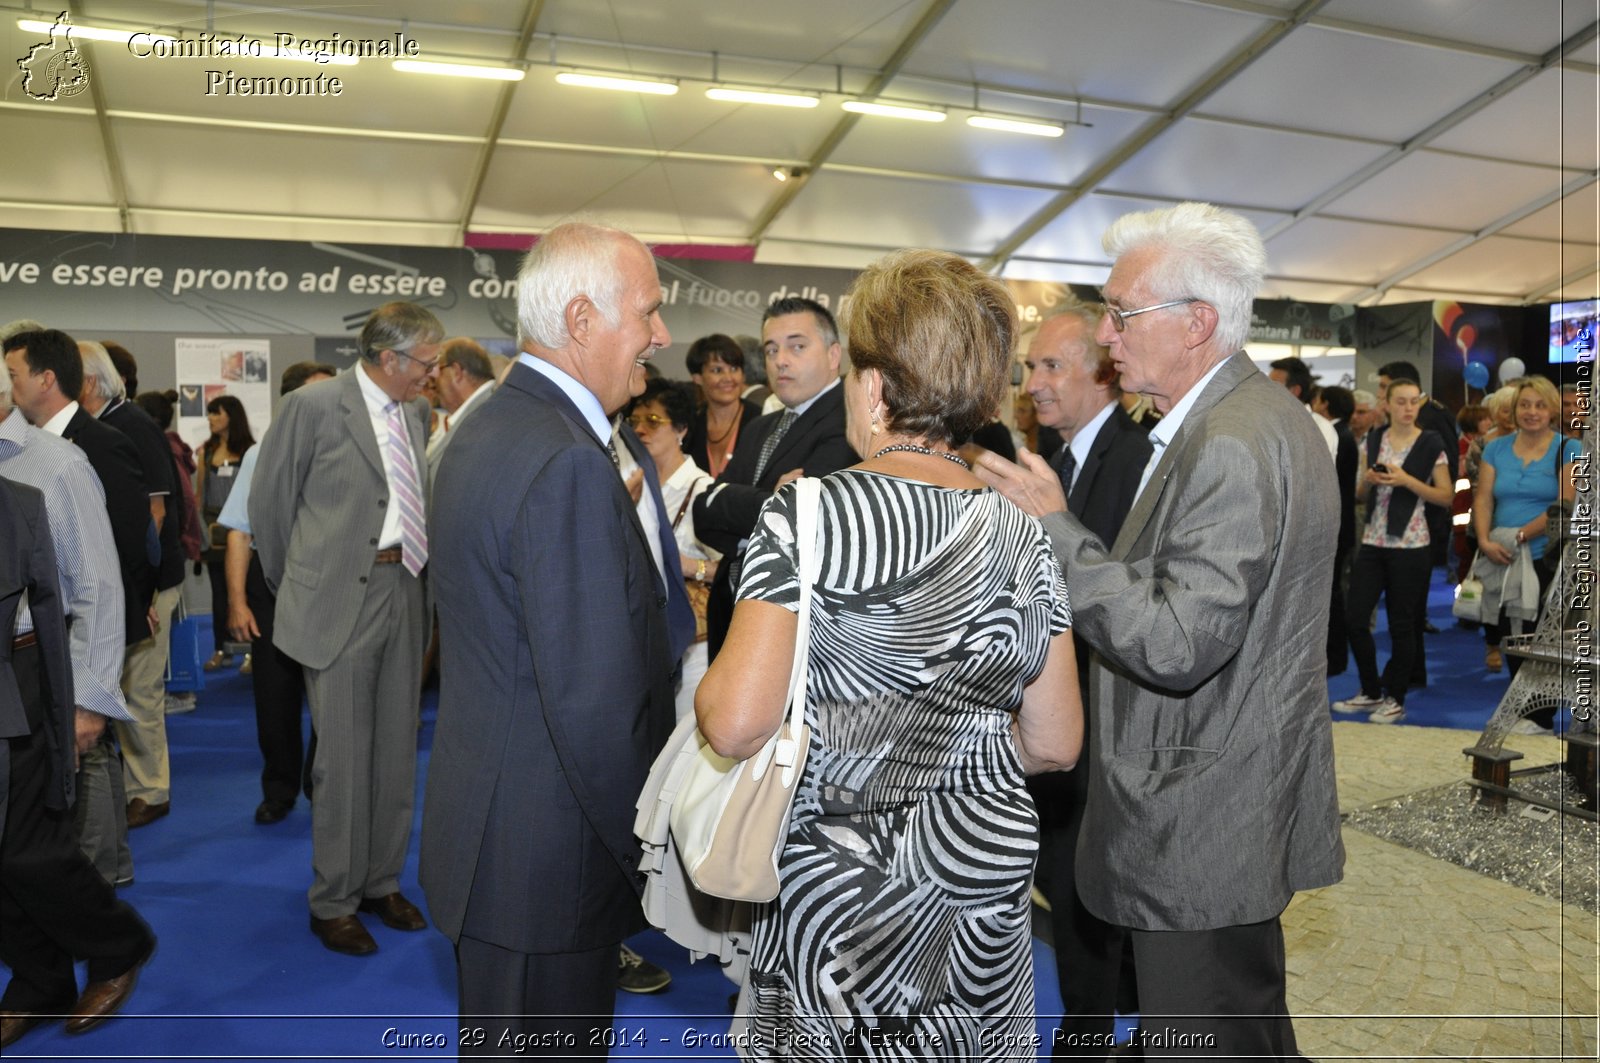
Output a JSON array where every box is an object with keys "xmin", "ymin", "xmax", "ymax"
[
  {"xmin": 378, "ymin": 499, "xmax": 386, "ymax": 507},
  {"xmin": 655, "ymin": 595, "xmax": 667, "ymax": 609},
  {"xmin": 369, "ymin": 538, "xmax": 378, "ymax": 546},
  {"xmin": 359, "ymin": 576, "xmax": 368, "ymax": 584}
]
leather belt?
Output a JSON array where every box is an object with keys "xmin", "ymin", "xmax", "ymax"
[
  {"xmin": 12, "ymin": 631, "xmax": 38, "ymax": 651},
  {"xmin": 374, "ymin": 547, "xmax": 403, "ymax": 564}
]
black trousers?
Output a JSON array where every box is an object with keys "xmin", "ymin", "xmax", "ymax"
[
  {"xmin": 1346, "ymin": 544, "xmax": 1432, "ymax": 705},
  {"xmin": 0, "ymin": 644, "xmax": 155, "ymax": 1011},
  {"xmin": 1326, "ymin": 541, "xmax": 1351, "ymax": 676},
  {"xmin": 1128, "ymin": 917, "xmax": 1300, "ymax": 1060},
  {"xmin": 245, "ymin": 552, "xmax": 316, "ymax": 804},
  {"xmin": 205, "ymin": 554, "xmax": 232, "ymax": 654},
  {"xmin": 1037, "ymin": 745, "xmax": 1136, "ymax": 1059}
]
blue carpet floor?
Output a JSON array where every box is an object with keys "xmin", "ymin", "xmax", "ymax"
[{"xmin": 6, "ymin": 578, "xmax": 1506, "ymax": 1060}]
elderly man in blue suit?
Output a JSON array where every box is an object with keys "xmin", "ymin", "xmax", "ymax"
[
  {"xmin": 421, "ymin": 221, "xmax": 677, "ymax": 1055},
  {"xmin": 980, "ymin": 203, "xmax": 1343, "ymax": 1060}
]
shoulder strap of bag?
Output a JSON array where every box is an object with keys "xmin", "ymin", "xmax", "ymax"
[{"xmin": 771, "ymin": 477, "xmax": 821, "ymax": 785}]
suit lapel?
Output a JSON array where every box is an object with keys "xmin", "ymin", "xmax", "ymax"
[
  {"xmin": 1109, "ymin": 354, "xmax": 1256, "ymax": 559},
  {"xmin": 511, "ymin": 365, "xmax": 657, "ymax": 567},
  {"xmin": 339, "ymin": 370, "xmax": 387, "ymax": 482},
  {"xmin": 762, "ymin": 384, "xmax": 839, "ymax": 483}
]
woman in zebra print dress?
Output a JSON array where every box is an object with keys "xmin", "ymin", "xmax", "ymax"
[{"xmin": 698, "ymin": 250, "xmax": 1083, "ymax": 1060}]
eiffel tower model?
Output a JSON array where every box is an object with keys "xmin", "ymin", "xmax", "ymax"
[{"xmin": 1464, "ymin": 413, "xmax": 1599, "ymax": 817}]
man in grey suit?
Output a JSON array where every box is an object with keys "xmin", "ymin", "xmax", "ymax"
[
  {"xmin": 249, "ymin": 301, "xmax": 441, "ymax": 957},
  {"xmin": 421, "ymin": 221, "xmax": 676, "ymax": 1055},
  {"xmin": 980, "ymin": 203, "xmax": 1343, "ymax": 1059},
  {"xmin": 424, "ymin": 337, "xmax": 496, "ymax": 488}
]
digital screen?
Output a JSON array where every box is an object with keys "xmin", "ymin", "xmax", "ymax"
[{"xmin": 1550, "ymin": 299, "xmax": 1598, "ymax": 364}]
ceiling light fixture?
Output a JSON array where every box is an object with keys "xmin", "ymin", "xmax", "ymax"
[
  {"xmin": 555, "ymin": 70, "xmax": 678, "ymax": 95},
  {"xmin": 840, "ymin": 100, "xmax": 946, "ymax": 123},
  {"xmin": 706, "ymin": 87, "xmax": 819, "ymax": 109},
  {"xmin": 772, "ymin": 168, "xmax": 789, "ymax": 182},
  {"xmin": 394, "ymin": 58, "xmax": 524, "ymax": 81},
  {"xmin": 18, "ymin": 18, "xmax": 172, "ymax": 45},
  {"xmin": 966, "ymin": 114, "xmax": 1064, "ymax": 138}
]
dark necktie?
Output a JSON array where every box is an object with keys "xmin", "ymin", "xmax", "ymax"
[
  {"xmin": 753, "ymin": 409, "xmax": 797, "ymax": 482},
  {"xmin": 1056, "ymin": 446, "xmax": 1078, "ymax": 499},
  {"xmin": 605, "ymin": 440, "xmax": 621, "ymax": 468}
]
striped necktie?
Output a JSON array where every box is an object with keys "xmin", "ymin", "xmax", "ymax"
[
  {"xmin": 1056, "ymin": 445, "xmax": 1078, "ymax": 498},
  {"xmin": 385, "ymin": 401, "xmax": 428, "ymax": 576},
  {"xmin": 754, "ymin": 409, "xmax": 797, "ymax": 482}
]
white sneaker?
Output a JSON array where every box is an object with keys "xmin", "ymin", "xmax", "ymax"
[
  {"xmin": 1332, "ymin": 693, "xmax": 1386, "ymax": 712},
  {"xmin": 1508, "ymin": 718, "xmax": 1554, "ymax": 736},
  {"xmin": 165, "ymin": 691, "xmax": 197, "ymax": 714},
  {"xmin": 1367, "ymin": 698, "xmax": 1405, "ymax": 724}
]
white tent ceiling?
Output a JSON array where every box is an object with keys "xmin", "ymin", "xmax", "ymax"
[{"xmin": 3, "ymin": 0, "xmax": 1597, "ymax": 307}]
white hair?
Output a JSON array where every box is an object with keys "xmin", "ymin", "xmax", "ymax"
[
  {"xmin": 1, "ymin": 319, "xmax": 44, "ymax": 345},
  {"xmin": 1351, "ymin": 388, "xmax": 1376, "ymax": 407},
  {"xmin": 515, "ymin": 221, "xmax": 636, "ymax": 350},
  {"xmin": 1103, "ymin": 202, "xmax": 1266, "ymax": 355},
  {"xmin": 79, "ymin": 340, "xmax": 126, "ymax": 403}
]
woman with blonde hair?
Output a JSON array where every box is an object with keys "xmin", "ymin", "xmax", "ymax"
[
  {"xmin": 698, "ymin": 249, "xmax": 1081, "ymax": 1054},
  {"xmin": 1473, "ymin": 375, "xmax": 1581, "ymax": 717}
]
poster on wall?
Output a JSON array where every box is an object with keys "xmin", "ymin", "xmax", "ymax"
[{"xmin": 174, "ymin": 338, "xmax": 273, "ymax": 453}]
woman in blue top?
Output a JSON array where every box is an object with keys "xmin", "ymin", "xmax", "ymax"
[
  {"xmin": 1473, "ymin": 375, "xmax": 1581, "ymax": 731},
  {"xmin": 1333, "ymin": 379, "xmax": 1455, "ymax": 724}
]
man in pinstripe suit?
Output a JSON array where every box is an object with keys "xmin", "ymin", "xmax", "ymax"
[{"xmin": 250, "ymin": 302, "xmax": 442, "ymax": 957}]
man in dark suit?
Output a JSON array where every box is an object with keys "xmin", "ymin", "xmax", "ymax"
[
  {"xmin": 981, "ymin": 203, "xmax": 1343, "ymax": 1059},
  {"xmin": 79, "ymin": 342, "xmax": 184, "ymax": 832},
  {"xmin": 1023, "ymin": 306, "xmax": 1151, "ymax": 1059},
  {"xmin": 1316, "ymin": 385, "xmax": 1360, "ymax": 676},
  {"xmin": 694, "ymin": 297, "xmax": 859, "ymax": 657},
  {"xmin": 3, "ymin": 329, "xmax": 152, "ymax": 884},
  {"xmin": 0, "ymin": 474, "xmax": 155, "ymax": 1049},
  {"xmin": 250, "ymin": 304, "xmax": 440, "ymax": 956},
  {"xmin": 421, "ymin": 221, "xmax": 677, "ymax": 1054}
]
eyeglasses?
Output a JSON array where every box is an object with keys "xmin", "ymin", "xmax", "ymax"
[
  {"xmin": 700, "ymin": 362, "xmax": 742, "ymax": 377},
  {"xmin": 628, "ymin": 413, "xmax": 671, "ymax": 431},
  {"xmin": 1104, "ymin": 298, "xmax": 1200, "ymax": 332},
  {"xmin": 393, "ymin": 349, "xmax": 440, "ymax": 373}
]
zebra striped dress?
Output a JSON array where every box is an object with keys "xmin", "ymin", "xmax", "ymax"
[{"xmin": 735, "ymin": 469, "xmax": 1071, "ymax": 1060}]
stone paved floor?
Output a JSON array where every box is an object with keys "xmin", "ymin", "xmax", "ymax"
[{"xmin": 1288, "ymin": 723, "xmax": 1599, "ymax": 1061}]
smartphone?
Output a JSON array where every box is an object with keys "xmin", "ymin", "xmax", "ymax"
[{"xmin": 1371, "ymin": 463, "xmax": 1389, "ymax": 474}]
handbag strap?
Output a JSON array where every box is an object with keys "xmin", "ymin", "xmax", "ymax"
[{"xmin": 785, "ymin": 477, "xmax": 821, "ymax": 739}]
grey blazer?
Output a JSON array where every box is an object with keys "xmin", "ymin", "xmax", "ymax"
[
  {"xmin": 1042, "ymin": 352, "xmax": 1345, "ymax": 932},
  {"xmin": 248, "ymin": 369, "xmax": 432, "ymax": 671}
]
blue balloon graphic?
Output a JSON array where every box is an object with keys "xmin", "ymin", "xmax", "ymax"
[{"xmin": 1464, "ymin": 361, "xmax": 1490, "ymax": 390}]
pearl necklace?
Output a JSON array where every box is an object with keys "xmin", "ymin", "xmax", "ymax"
[{"xmin": 873, "ymin": 442, "xmax": 970, "ymax": 469}]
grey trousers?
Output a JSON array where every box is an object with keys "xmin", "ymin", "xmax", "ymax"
[
  {"xmin": 73, "ymin": 731, "xmax": 130, "ymax": 886},
  {"xmin": 303, "ymin": 563, "xmax": 424, "ymax": 918}
]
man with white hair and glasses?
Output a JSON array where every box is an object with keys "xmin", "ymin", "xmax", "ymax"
[{"xmin": 980, "ymin": 202, "xmax": 1343, "ymax": 1059}]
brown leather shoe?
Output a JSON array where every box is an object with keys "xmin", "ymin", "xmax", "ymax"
[
  {"xmin": 64, "ymin": 963, "xmax": 143, "ymax": 1035},
  {"xmin": 125, "ymin": 799, "xmax": 170, "ymax": 829},
  {"xmin": 309, "ymin": 914, "xmax": 378, "ymax": 955},
  {"xmin": 1, "ymin": 1011, "xmax": 55, "ymax": 1048},
  {"xmin": 357, "ymin": 892, "xmax": 426, "ymax": 931}
]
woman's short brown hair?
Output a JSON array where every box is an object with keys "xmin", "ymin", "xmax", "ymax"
[{"xmin": 844, "ymin": 249, "xmax": 1015, "ymax": 447}]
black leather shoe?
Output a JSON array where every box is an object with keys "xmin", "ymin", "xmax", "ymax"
[
  {"xmin": 254, "ymin": 799, "xmax": 293, "ymax": 825},
  {"xmin": 310, "ymin": 914, "xmax": 378, "ymax": 955},
  {"xmin": 357, "ymin": 893, "xmax": 426, "ymax": 931}
]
